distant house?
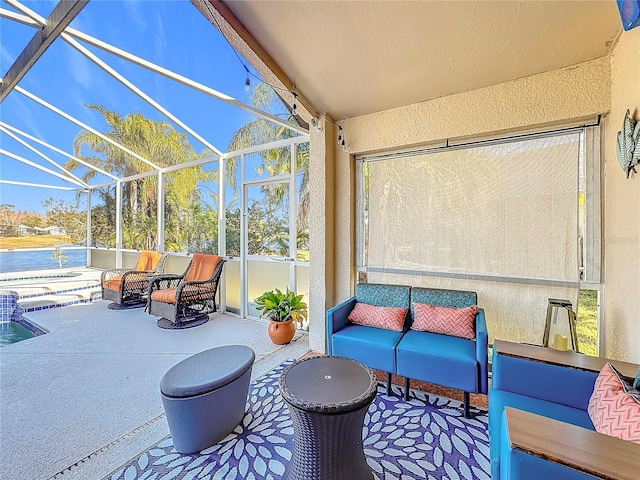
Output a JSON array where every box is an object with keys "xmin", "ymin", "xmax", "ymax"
[
  {"xmin": 0, "ymin": 225, "xmax": 67, "ymax": 237},
  {"xmin": 43, "ymin": 226, "xmax": 67, "ymax": 236},
  {"xmin": 12, "ymin": 224, "xmax": 38, "ymax": 236}
]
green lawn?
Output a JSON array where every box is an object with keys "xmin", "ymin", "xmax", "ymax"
[
  {"xmin": 577, "ymin": 289, "xmax": 598, "ymax": 356},
  {"xmin": 0, "ymin": 235, "xmax": 71, "ymax": 249}
]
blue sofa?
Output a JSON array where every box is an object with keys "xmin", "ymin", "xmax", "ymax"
[
  {"xmin": 327, "ymin": 283, "xmax": 488, "ymax": 417},
  {"xmin": 490, "ymin": 340, "xmax": 640, "ymax": 480}
]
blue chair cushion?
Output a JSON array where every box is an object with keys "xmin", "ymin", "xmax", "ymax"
[
  {"xmin": 332, "ymin": 324, "xmax": 403, "ymax": 373},
  {"xmin": 355, "ymin": 283, "xmax": 411, "ymax": 309},
  {"xmin": 396, "ymin": 330, "xmax": 478, "ymax": 392},
  {"xmin": 410, "ymin": 287, "xmax": 477, "ymax": 309},
  {"xmin": 489, "ymin": 389, "xmax": 595, "ymax": 479}
]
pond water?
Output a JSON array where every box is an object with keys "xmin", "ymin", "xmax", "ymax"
[{"xmin": 0, "ymin": 249, "xmax": 87, "ymax": 273}]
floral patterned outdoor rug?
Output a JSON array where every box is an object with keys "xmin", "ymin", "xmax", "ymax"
[{"xmin": 105, "ymin": 360, "xmax": 490, "ymax": 480}]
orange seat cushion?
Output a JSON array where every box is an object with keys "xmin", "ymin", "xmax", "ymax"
[
  {"xmin": 135, "ymin": 251, "xmax": 163, "ymax": 271},
  {"xmin": 150, "ymin": 254, "xmax": 221, "ymax": 305},
  {"xmin": 103, "ymin": 275, "xmax": 147, "ymax": 292},
  {"xmin": 151, "ymin": 285, "xmax": 216, "ymax": 304},
  {"xmin": 184, "ymin": 254, "xmax": 223, "ymax": 282},
  {"xmin": 103, "ymin": 276, "xmax": 123, "ymax": 291},
  {"xmin": 151, "ymin": 288, "xmax": 178, "ymax": 304}
]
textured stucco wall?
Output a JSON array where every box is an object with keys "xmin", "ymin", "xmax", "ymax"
[
  {"xmin": 603, "ymin": 27, "xmax": 640, "ymax": 363},
  {"xmin": 346, "ymin": 57, "xmax": 611, "ymax": 154},
  {"xmin": 330, "ymin": 57, "xmax": 629, "ymax": 355},
  {"xmin": 309, "ymin": 119, "xmax": 336, "ymax": 352}
]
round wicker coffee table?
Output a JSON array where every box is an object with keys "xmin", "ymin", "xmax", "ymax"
[{"xmin": 279, "ymin": 356, "xmax": 378, "ymax": 480}]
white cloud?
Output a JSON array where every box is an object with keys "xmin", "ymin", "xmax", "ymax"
[
  {"xmin": 154, "ymin": 10, "xmax": 167, "ymax": 63},
  {"xmin": 123, "ymin": 0, "xmax": 147, "ymax": 32},
  {"xmin": 66, "ymin": 49, "xmax": 94, "ymax": 90},
  {"xmin": 2, "ymin": 94, "xmax": 46, "ymax": 144},
  {"xmin": 0, "ymin": 44, "xmax": 16, "ymax": 72}
]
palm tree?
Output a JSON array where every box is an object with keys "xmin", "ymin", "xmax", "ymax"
[
  {"xmin": 224, "ymin": 84, "xmax": 310, "ymax": 257},
  {"xmin": 67, "ymin": 105, "xmax": 213, "ymax": 251}
]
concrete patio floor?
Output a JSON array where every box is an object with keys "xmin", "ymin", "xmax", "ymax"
[{"xmin": 0, "ymin": 301, "xmax": 309, "ymax": 480}]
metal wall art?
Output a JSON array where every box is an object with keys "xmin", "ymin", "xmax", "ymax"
[{"xmin": 616, "ymin": 109, "xmax": 640, "ymax": 178}]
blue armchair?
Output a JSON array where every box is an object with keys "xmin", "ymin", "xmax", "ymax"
[
  {"xmin": 326, "ymin": 283, "xmax": 411, "ymax": 395},
  {"xmin": 490, "ymin": 340, "xmax": 640, "ymax": 480},
  {"xmin": 395, "ymin": 287, "xmax": 488, "ymax": 417}
]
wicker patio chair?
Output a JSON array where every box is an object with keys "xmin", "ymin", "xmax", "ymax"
[
  {"xmin": 101, "ymin": 250, "xmax": 167, "ymax": 310},
  {"xmin": 146, "ymin": 253, "xmax": 225, "ymax": 329}
]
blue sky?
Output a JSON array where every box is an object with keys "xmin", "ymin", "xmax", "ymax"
[{"xmin": 0, "ymin": 0, "xmax": 281, "ymax": 213}]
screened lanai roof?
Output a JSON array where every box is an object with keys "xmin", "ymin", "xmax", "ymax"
[
  {"xmin": 0, "ymin": 0, "xmax": 308, "ymax": 213},
  {"xmin": 0, "ymin": 0, "xmax": 627, "ymax": 213}
]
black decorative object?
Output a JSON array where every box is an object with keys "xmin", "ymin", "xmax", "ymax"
[{"xmin": 279, "ymin": 356, "xmax": 377, "ymax": 480}]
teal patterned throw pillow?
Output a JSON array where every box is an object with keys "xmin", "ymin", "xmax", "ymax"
[{"xmin": 634, "ymin": 367, "xmax": 640, "ymax": 390}]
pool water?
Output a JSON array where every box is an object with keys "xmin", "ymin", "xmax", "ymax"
[{"xmin": 0, "ymin": 321, "xmax": 36, "ymax": 347}]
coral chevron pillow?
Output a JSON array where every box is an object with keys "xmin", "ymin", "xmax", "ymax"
[
  {"xmin": 411, "ymin": 303, "xmax": 477, "ymax": 339},
  {"xmin": 588, "ymin": 363, "xmax": 640, "ymax": 444},
  {"xmin": 347, "ymin": 303, "xmax": 407, "ymax": 332}
]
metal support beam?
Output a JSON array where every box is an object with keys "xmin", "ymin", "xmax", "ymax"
[
  {"xmin": 0, "ymin": 121, "xmax": 118, "ymax": 180},
  {"xmin": 218, "ymin": 154, "xmax": 226, "ymax": 312},
  {"xmin": 86, "ymin": 190, "xmax": 92, "ymax": 266},
  {"xmin": 62, "ymin": 33, "xmax": 225, "ymax": 157},
  {"xmin": 0, "ymin": 179, "xmax": 78, "ymax": 190},
  {"xmin": 0, "ymin": 7, "xmax": 39, "ymax": 26},
  {"xmin": 1, "ymin": 6, "xmax": 308, "ymax": 136},
  {"xmin": 1, "ymin": 0, "xmax": 88, "ymax": 102},
  {"xmin": 15, "ymin": 86, "xmax": 161, "ymax": 171},
  {"xmin": 115, "ymin": 181, "xmax": 123, "ymax": 268},
  {"xmin": 64, "ymin": 25, "xmax": 308, "ymax": 135},
  {"xmin": 289, "ymin": 142, "xmax": 296, "ymax": 290},
  {"xmin": 0, "ymin": 148, "xmax": 85, "ymax": 187},
  {"xmin": 0, "ymin": 125, "xmax": 88, "ymax": 187},
  {"xmin": 157, "ymin": 171, "xmax": 165, "ymax": 251}
]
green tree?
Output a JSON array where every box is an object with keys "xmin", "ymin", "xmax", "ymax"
[
  {"xmin": 67, "ymin": 105, "xmax": 216, "ymax": 252},
  {"xmin": 224, "ymin": 84, "xmax": 310, "ymax": 258},
  {"xmin": 246, "ymin": 194, "xmax": 289, "ymax": 257},
  {"xmin": 52, "ymin": 247, "xmax": 68, "ymax": 268},
  {"xmin": 42, "ymin": 197, "xmax": 85, "ymax": 244},
  {"xmin": 163, "ymin": 168, "xmax": 218, "ymax": 253},
  {"xmin": 23, "ymin": 213, "xmax": 44, "ymax": 228},
  {"xmin": 89, "ymin": 188, "xmax": 117, "ymax": 248},
  {"xmin": 0, "ymin": 204, "xmax": 34, "ymax": 227}
]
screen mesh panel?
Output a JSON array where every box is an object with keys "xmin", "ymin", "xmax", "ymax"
[{"xmin": 364, "ymin": 133, "xmax": 581, "ymax": 344}]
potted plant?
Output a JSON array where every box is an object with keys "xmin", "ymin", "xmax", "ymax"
[{"xmin": 254, "ymin": 287, "xmax": 308, "ymax": 344}]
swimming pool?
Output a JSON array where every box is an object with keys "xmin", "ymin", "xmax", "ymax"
[
  {"xmin": 0, "ymin": 268, "xmax": 102, "ymax": 346},
  {"xmin": 0, "ymin": 321, "xmax": 36, "ymax": 347},
  {"xmin": 0, "ymin": 288, "xmax": 49, "ymax": 346},
  {"xmin": 0, "ymin": 269, "xmax": 102, "ymax": 313}
]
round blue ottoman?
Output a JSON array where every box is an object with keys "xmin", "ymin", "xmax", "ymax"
[{"xmin": 160, "ymin": 345, "xmax": 255, "ymax": 453}]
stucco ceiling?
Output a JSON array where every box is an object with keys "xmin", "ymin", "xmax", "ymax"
[{"xmin": 223, "ymin": 0, "xmax": 622, "ymax": 120}]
